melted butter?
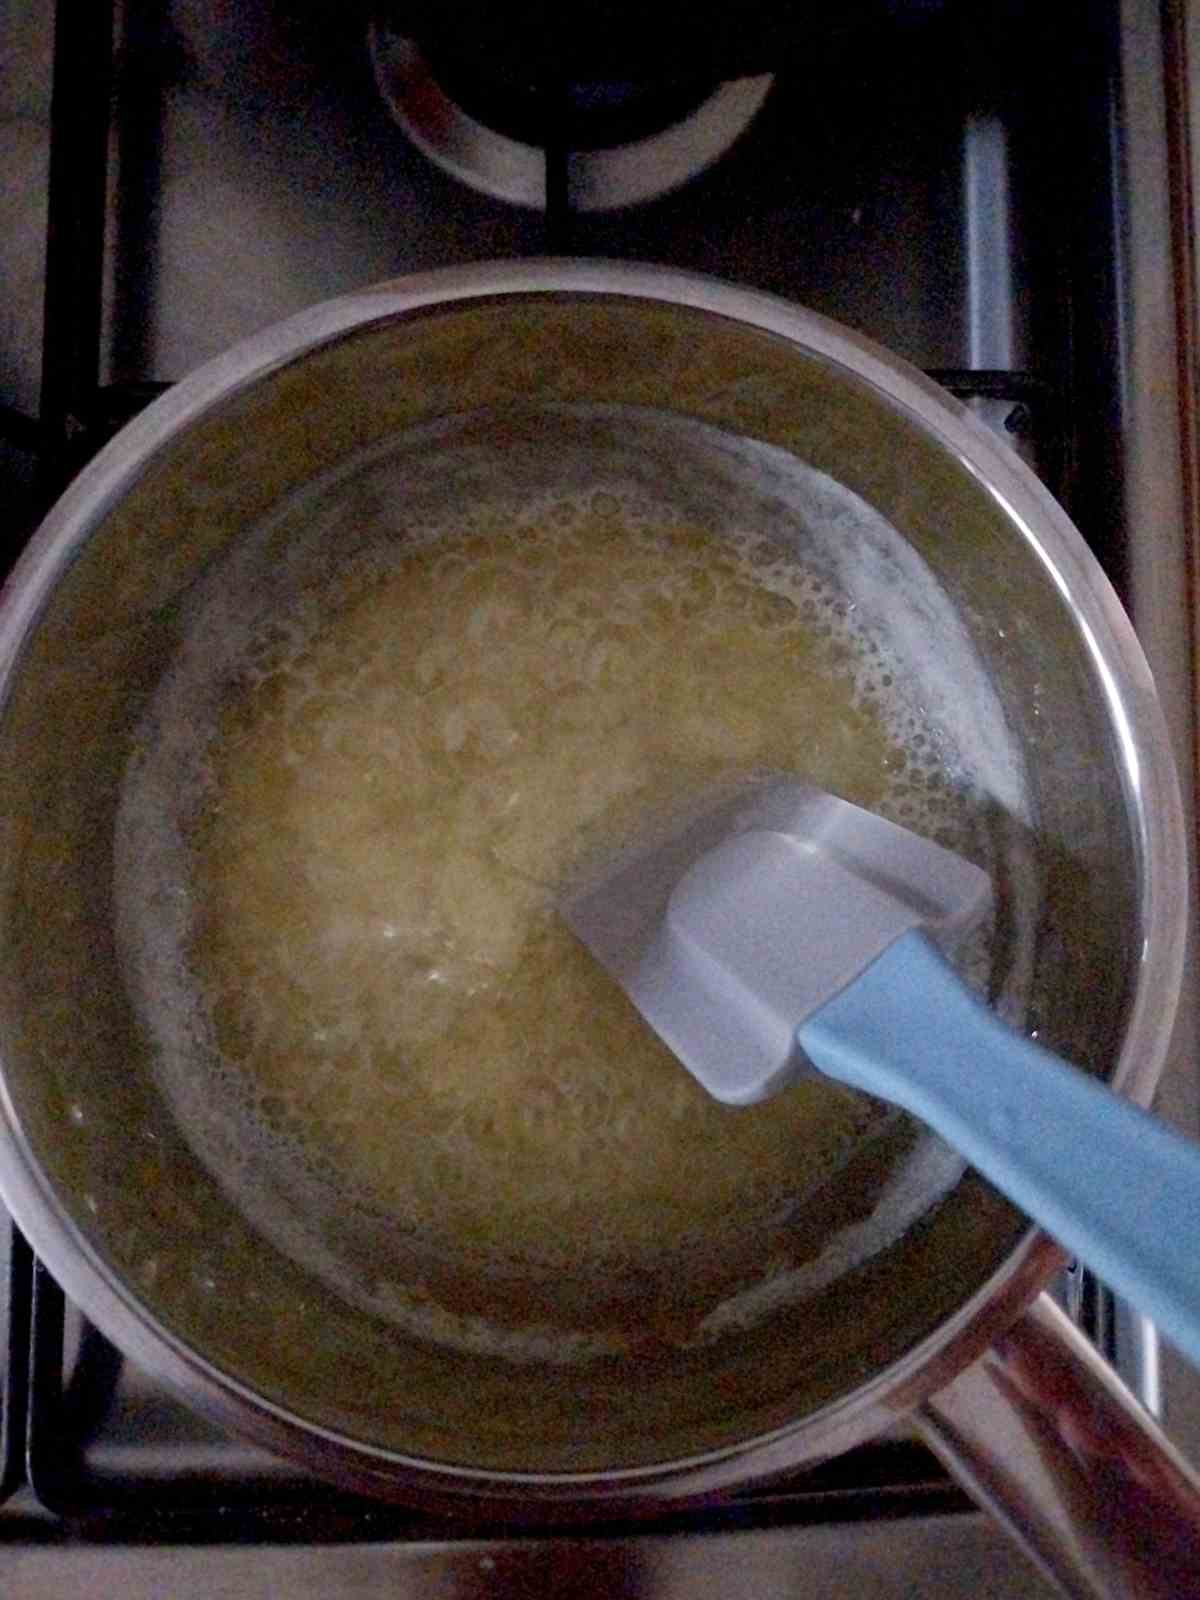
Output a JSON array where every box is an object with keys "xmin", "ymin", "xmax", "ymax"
[
  {"xmin": 188, "ymin": 506, "xmax": 909, "ymax": 1271},
  {"xmin": 117, "ymin": 417, "xmax": 1032, "ymax": 1361}
]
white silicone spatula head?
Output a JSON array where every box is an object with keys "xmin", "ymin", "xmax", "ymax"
[{"xmin": 560, "ymin": 776, "xmax": 992, "ymax": 1105}]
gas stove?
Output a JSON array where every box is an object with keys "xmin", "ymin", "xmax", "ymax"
[{"xmin": 0, "ymin": 2, "xmax": 1195, "ymax": 1595}]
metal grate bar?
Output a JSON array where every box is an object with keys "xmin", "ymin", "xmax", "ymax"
[{"xmin": 38, "ymin": 0, "xmax": 116, "ymax": 496}]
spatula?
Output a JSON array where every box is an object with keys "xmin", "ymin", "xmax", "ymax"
[{"xmin": 561, "ymin": 776, "xmax": 1200, "ymax": 1368}]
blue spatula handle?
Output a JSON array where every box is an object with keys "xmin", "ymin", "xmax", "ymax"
[{"xmin": 797, "ymin": 929, "xmax": 1200, "ymax": 1370}]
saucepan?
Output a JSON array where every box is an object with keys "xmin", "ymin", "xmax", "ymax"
[{"xmin": 0, "ymin": 263, "xmax": 1196, "ymax": 1595}]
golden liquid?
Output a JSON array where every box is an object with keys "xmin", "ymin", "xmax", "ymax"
[{"xmin": 183, "ymin": 498, "xmax": 954, "ymax": 1313}]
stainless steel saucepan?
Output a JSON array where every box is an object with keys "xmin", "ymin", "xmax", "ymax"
[{"xmin": 0, "ymin": 263, "xmax": 1196, "ymax": 1596}]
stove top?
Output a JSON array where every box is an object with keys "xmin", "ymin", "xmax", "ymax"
[{"xmin": 0, "ymin": 1, "xmax": 1195, "ymax": 1593}]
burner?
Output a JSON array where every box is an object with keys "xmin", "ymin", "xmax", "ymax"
[{"xmin": 369, "ymin": 24, "xmax": 773, "ymax": 211}]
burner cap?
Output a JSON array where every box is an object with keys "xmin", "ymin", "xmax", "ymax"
[{"xmin": 369, "ymin": 25, "xmax": 773, "ymax": 211}]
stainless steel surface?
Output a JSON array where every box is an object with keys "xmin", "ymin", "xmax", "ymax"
[
  {"xmin": 1115, "ymin": 0, "xmax": 1200, "ymax": 1471},
  {"xmin": 0, "ymin": 2, "xmax": 1050, "ymax": 405},
  {"xmin": 962, "ymin": 111, "xmax": 1022, "ymax": 369},
  {"xmin": 917, "ymin": 1295, "xmax": 1200, "ymax": 1599},
  {"xmin": 0, "ymin": 0, "xmax": 1197, "ymax": 1593},
  {"xmin": 0, "ymin": 260, "xmax": 1186, "ymax": 1519},
  {"xmin": 1, "ymin": 1517, "xmax": 1063, "ymax": 1600}
]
